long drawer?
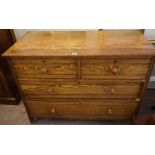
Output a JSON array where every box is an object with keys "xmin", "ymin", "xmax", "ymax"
[
  {"xmin": 20, "ymin": 81, "xmax": 142, "ymax": 99},
  {"xmin": 27, "ymin": 99, "xmax": 138, "ymax": 120},
  {"xmin": 11, "ymin": 57, "xmax": 77, "ymax": 79},
  {"xmin": 81, "ymin": 58, "xmax": 151, "ymax": 80}
]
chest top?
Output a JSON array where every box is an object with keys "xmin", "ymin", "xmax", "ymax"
[{"xmin": 3, "ymin": 30, "xmax": 155, "ymax": 57}]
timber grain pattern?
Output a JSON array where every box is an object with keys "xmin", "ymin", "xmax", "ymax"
[{"xmin": 3, "ymin": 30, "xmax": 155, "ymax": 120}]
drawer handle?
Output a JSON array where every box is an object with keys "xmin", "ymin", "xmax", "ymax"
[
  {"xmin": 107, "ymin": 109, "xmax": 113, "ymax": 114},
  {"xmin": 51, "ymin": 108, "xmax": 56, "ymax": 114},
  {"xmin": 112, "ymin": 67, "xmax": 119, "ymax": 74},
  {"xmin": 106, "ymin": 65, "xmax": 120, "ymax": 74},
  {"xmin": 41, "ymin": 68, "xmax": 48, "ymax": 73},
  {"xmin": 48, "ymin": 88, "xmax": 53, "ymax": 93},
  {"xmin": 136, "ymin": 98, "xmax": 140, "ymax": 102},
  {"xmin": 110, "ymin": 88, "xmax": 115, "ymax": 94}
]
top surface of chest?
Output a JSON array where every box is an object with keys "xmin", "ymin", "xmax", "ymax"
[{"xmin": 3, "ymin": 30, "xmax": 155, "ymax": 57}]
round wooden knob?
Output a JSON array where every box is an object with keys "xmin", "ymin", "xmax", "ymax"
[
  {"xmin": 136, "ymin": 98, "xmax": 140, "ymax": 102},
  {"xmin": 112, "ymin": 67, "xmax": 118, "ymax": 74},
  {"xmin": 111, "ymin": 88, "xmax": 115, "ymax": 94},
  {"xmin": 47, "ymin": 88, "xmax": 53, "ymax": 93},
  {"xmin": 41, "ymin": 68, "xmax": 48, "ymax": 73},
  {"xmin": 51, "ymin": 108, "xmax": 56, "ymax": 114},
  {"xmin": 107, "ymin": 109, "xmax": 113, "ymax": 114},
  {"xmin": 71, "ymin": 52, "xmax": 78, "ymax": 56}
]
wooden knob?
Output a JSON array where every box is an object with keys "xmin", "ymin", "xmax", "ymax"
[
  {"xmin": 112, "ymin": 67, "xmax": 118, "ymax": 74},
  {"xmin": 107, "ymin": 109, "xmax": 113, "ymax": 114},
  {"xmin": 111, "ymin": 88, "xmax": 115, "ymax": 94},
  {"xmin": 47, "ymin": 88, "xmax": 53, "ymax": 93},
  {"xmin": 41, "ymin": 68, "xmax": 48, "ymax": 73},
  {"xmin": 51, "ymin": 108, "xmax": 56, "ymax": 114},
  {"xmin": 71, "ymin": 52, "xmax": 78, "ymax": 56},
  {"xmin": 136, "ymin": 98, "xmax": 140, "ymax": 102}
]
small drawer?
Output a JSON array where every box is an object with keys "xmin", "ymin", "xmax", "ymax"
[
  {"xmin": 27, "ymin": 99, "xmax": 138, "ymax": 120},
  {"xmin": 81, "ymin": 58, "xmax": 151, "ymax": 80},
  {"xmin": 11, "ymin": 57, "xmax": 77, "ymax": 79}
]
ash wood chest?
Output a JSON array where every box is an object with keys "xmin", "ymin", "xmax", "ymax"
[{"xmin": 3, "ymin": 30, "xmax": 155, "ymax": 120}]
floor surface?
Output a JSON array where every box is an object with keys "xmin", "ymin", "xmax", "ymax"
[{"xmin": 0, "ymin": 101, "xmax": 30, "ymax": 125}]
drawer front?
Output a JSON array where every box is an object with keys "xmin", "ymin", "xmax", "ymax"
[
  {"xmin": 12, "ymin": 57, "xmax": 77, "ymax": 79},
  {"xmin": 20, "ymin": 81, "xmax": 141, "ymax": 99},
  {"xmin": 81, "ymin": 58, "xmax": 151, "ymax": 80},
  {"xmin": 27, "ymin": 99, "xmax": 138, "ymax": 119},
  {"xmin": 12, "ymin": 57, "xmax": 151, "ymax": 80}
]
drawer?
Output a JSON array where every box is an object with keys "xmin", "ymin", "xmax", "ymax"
[
  {"xmin": 81, "ymin": 58, "xmax": 151, "ymax": 80},
  {"xmin": 27, "ymin": 99, "xmax": 138, "ymax": 120},
  {"xmin": 11, "ymin": 57, "xmax": 77, "ymax": 79},
  {"xmin": 21, "ymin": 81, "xmax": 142, "ymax": 99}
]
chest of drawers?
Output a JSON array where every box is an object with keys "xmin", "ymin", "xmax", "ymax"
[{"xmin": 3, "ymin": 30, "xmax": 155, "ymax": 121}]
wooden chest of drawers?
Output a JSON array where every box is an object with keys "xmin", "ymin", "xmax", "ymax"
[{"xmin": 3, "ymin": 30, "xmax": 155, "ymax": 120}]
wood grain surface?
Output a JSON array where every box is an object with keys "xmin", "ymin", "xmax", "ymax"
[
  {"xmin": 3, "ymin": 30, "xmax": 155, "ymax": 57},
  {"xmin": 3, "ymin": 30, "xmax": 155, "ymax": 120},
  {"xmin": 27, "ymin": 99, "xmax": 138, "ymax": 120}
]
